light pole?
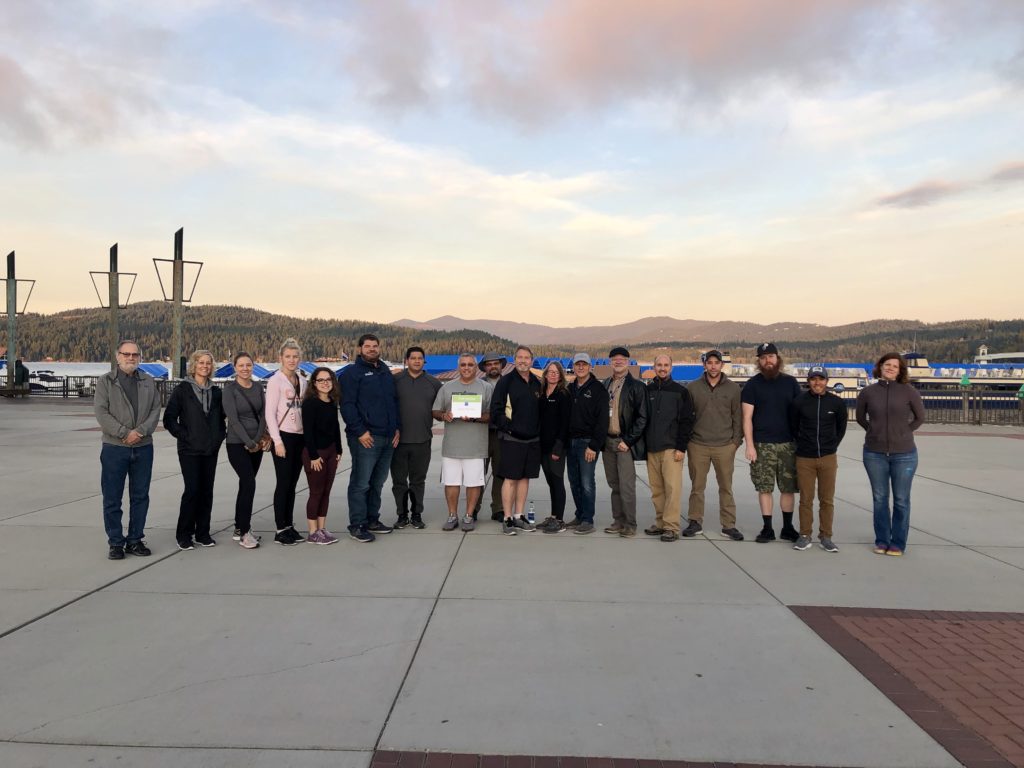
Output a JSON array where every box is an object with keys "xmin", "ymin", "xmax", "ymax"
[
  {"xmin": 90, "ymin": 244, "xmax": 137, "ymax": 372},
  {"xmin": 153, "ymin": 228, "xmax": 202, "ymax": 379},
  {"xmin": 3, "ymin": 252, "xmax": 36, "ymax": 390}
]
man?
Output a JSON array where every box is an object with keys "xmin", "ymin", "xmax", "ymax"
[
  {"xmin": 490, "ymin": 345, "xmax": 543, "ymax": 535},
  {"xmin": 685, "ymin": 349, "xmax": 745, "ymax": 541},
  {"xmin": 433, "ymin": 353, "xmax": 493, "ymax": 532},
  {"xmin": 340, "ymin": 334, "xmax": 400, "ymax": 542},
  {"xmin": 391, "ymin": 346, "xmax": 442, "ymax": 529},
  {"xmin": 565, "ymin": 353, "xmax": 609, "ymax": 534},
  {"xmin": 741, "ymin": 342, "xmax": 802, "ymax": 543},
  {"xmin": 643, "ymin": 355, "xmax": 696, "ymax": 542},
  {"xmin": 94, "ymin": 340, "xmax": 161, "ymax": 560},
  {"xmin": 602, "ymin": 347, "xmax": 648, "ymax": 537},
  {"xmin": 474, "ymin": 352, "xmax": 507, "ymax": 520},
  {"xmin": 790, "ymin": 366, "xmax": 848, "ymax": 553}
]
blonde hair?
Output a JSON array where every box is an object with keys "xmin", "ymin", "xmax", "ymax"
[
  {"xmin": 186, "ymin": 350, "xmax": 215, "ymax": 378},
  {"xmin": 279, "ymin": 338, "xmax": 301, "ymax": 357}
]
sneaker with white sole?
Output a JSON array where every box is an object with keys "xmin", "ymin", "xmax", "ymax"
[
  {"xmin": 460, "ymin": 516, "xmax": 476, "ymax": 532},
  {"xmin": 321, "ymin": 529, "xmax": 338, "ymax": 545},
  {"xmin": 442, "ymin": 516, "xmax": 459, "ymax": 531},
  {"xmin": 820, "ymin": 537, "xmax": 839, "ymax": 553},
  {"xmin": 793, "ymin": 535, "xmax": 813, "ymax": 551},
  {"xmin": 238, "ymin": 532, "xmax": 260, "ymax": 549},
  {"xmin": 501, "ymin": 518, "xmax": 518, "ymax": 536}
]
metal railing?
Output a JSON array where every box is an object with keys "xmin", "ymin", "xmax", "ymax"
[
  {"xmin": 833, "ymin": 385, "xmax": 1024, "ymax": 426},
  {"xmin": 22, "ymin": 377, "xmax": 269, "ymax": 406}
]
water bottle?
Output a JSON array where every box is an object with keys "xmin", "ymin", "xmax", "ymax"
[{"xmin": 527, "ymin": 500, "xmax": 536, "ymax": 525}]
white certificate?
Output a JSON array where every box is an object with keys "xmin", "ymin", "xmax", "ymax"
[{"xmin": 451, "ymin": 393, "xmax": 482, "ymax": 419}]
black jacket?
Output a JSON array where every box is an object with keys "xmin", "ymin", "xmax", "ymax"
[
  {"xmin": 603, "ymin": 373, "xmax": 648, "ymax": 460},
  {"xmin": 163, "ymin": 382, "xmax": 226, "ymax": 456},
  {"xmin": 790, "ymin": 390, "xmax": 848, "ymax": 458},
  {"xmin": 568, "ymin": 375, "xmax": 609, "ymax": 452},
  {"xmin": 490, "ymin": 370, "xmax": 542, "ymax": 440},
  {"xmin": 644, "ymin": 376, "xmax": 696, "ymax": 453},
  {"xmin": 539, "ymin": 387, "xmax": 571, "ymax": 456}
]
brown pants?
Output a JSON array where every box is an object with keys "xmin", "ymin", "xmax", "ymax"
[
  {"xmin": 646, "ymin": 449, "xmax": 683, "ymax": 533},
  {"xmin": 796, "ymin": 453, "xmax": 838, "ymax": 538},
  {"xmin": 686, "ymin": 442, "xmax": 738, "ymax": 528}
]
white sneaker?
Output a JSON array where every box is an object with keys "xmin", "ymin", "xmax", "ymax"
[{"xmin": 239, "ymin": 531, "xmax": 260, "ymax": 549}]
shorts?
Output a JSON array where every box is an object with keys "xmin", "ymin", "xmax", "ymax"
[
  {"xmin": 497, "ymin": 437, "xmax": 541, "ymax": 480},
  {"xmin": 440, "ymin": 457, "xmax": 486, "ymax": 487},
  {"xmin": 749, "ymin": 441, "xmax": 797, "ymax": 493}
]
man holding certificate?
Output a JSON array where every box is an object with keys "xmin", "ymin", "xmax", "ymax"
[{"xmin": 432, "ymin": 353, "xmax": 493, "ymax": 532}]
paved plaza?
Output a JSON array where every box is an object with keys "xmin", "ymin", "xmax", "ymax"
[{"xmin": 1, "ymin": 399, "xmax": 1022, "ymax": 768}]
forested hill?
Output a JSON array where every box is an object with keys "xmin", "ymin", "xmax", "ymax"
[{"xmin": 7, "ymin": 302, "xmax": 517, "ymax": 362}]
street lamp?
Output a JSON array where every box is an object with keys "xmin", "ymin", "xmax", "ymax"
[
  {"xmin": 89, "ymin": 243, "xmax": 137, "ymax": 372},
  {"xmin": 152, "ymin": 228, "xmax": 202, "ymax": 378},
  {"xmin": 3, "ymin": 252, "xmax": 37, "ymax": 390}
]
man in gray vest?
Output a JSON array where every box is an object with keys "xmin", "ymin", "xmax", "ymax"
[{"xmin": 94, "ymin": 340, "xmax": 162, "ymax": 560}]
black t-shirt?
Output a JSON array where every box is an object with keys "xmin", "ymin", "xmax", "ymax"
[{"xmin": 740, "ymin": 373, "xmax": 801, "ymax": 443}]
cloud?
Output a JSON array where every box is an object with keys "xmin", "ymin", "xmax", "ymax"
[
  {"xmin": 875, "ymin": 181, "xmax": 966, "ymax": 209},
  {"xmin": 989, "ymin": 161, "xmax": 1024, "ymax": 184}
]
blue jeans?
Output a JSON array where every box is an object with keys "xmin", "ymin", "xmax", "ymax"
[
  {"xmin": 100, "ymin": 443, "xmax": 154, "ymax": 547},
  {"xmin": 863, "ymin": 449, "xmax": 918, "ymax": 552},
  {"xmin": 347, "ymin": 435, "xmax": 394, "ymax": 530},
  {"xmin": 566, "ymin": 438, "xmax": 597, "ymax": 523}
]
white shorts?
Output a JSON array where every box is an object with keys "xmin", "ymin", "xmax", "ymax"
[{"xmin": 440, "ymin": 457, "xmax": 486, "ymax": 488}]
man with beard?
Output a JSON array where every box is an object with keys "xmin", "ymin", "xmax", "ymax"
[
  {"xmin": 474, "ymin": 352, "xmax": 507, "ymax": 520},
  {"xmin": 602, "ymin": 346, "xmax": 648, "ymax": 538},
  {"xmin": 490, "ymin": 346, "xmax": 543, "ymax": 534},
  {"xmin": 391, "ymin": 346, "xmax": 442, "ymax": 529},
  {"xmin": 566, "ymin": 353, "xmax": 609, "ymax": 534},
  {"xmin": 741, "ymin": 342, "xmax": 802, "ymax": 543}
]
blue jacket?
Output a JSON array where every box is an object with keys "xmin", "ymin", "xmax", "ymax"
[{"xmin": 340, "ymin": 356, "xmax": 401, "ymax": 439}]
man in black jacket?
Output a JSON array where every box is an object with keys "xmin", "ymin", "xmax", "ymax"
[
  {"xmin": 643, "ymin": 355, "xmax": 696, "ymax": 542},
  {"xmin": 566, "ymin": 353, "xmax": 609, "ymax": 534},
  {"xmin": 489, "ymin": 346, "xmax": 542, "ymax": 533},
  {"xmin": 789, "ymin": 366, "xmax": 848, "ymax": 553},
  {"xmin": 602, "ymin": 347, "xmax": 648, "ymax": 537}
]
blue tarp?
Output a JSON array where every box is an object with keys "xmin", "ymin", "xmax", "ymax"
[
  {"xmin": 138, "ymin": 363, "xmax": 168, "ymax": 378},
  {"xmin": 214, "ymin": 362, "xmax": 274, "ymax": 379}
]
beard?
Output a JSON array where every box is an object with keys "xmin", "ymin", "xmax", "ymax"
[{"xmin": 758, "ymin": 361, "xmax": 780, "ymax": 379}]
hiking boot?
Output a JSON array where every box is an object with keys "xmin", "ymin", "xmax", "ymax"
[
  {"xmin": 793, "ymin": 535, "xmax": 813, "ymax": 551},
  {"xmin": 460, "ymin": 516, "xmax": 476, "ymax": 532},
  {"xmin": 442, "ymin": 516, "xmax": 459, "ymax": 531},
  {"xmin": 542, "ymin": 518, "xmax": 566, "ymax": 534},
  {"xmin": 108, "ymin": 545, "xmax": 125, "ymax": 560},
  {"xmin": 349, "ymin": 527, "xmax": 375, "ymax": 543},
  {"xmin": 513, "ymin": 516, "xmax": 536, "ymax": 532},
  {"xmin": 643, "ymin": 525, "xmax": 664, "ymax": 536},
  {"xmin": 660, "ymin": 531, "xmax": 679, "ymax": 542},
  {"xmin": 755, "ymin": 527, "xmax": 776, "ymax": 543},
  {"xmin": 819, "ymin": 537, "xmax": 838, "ymax": 553},
  {"xmin": 394, "ymin": 515, "xmax": 410, "ymax": 529},
  {"xmin": 502, "ymin": 518, "xmax": 518, "ymax": 536},
  {"xmin": 239, "ymin": 531, "xmax": 260, "ymax": 549},
  {"xmin": 619, "ymin": 526, "xmax": 636, "ymax": 538},
  {"xmin": 574, "ymin": 522, "xmax": 595, "ymax": 534},
  {"xmin": 720, "ymin": 528, "xmax": 744, "ymax": 541},
  {"xmin": 367, "ymin": 521, "xmax": 393, "ymax": 535},
  {"xmin": 124, "ymin": 541, "xmax": 152, "ymax": 557},
  {"xmin": 681, "ymin": 520, "xmax": 703, "ymax": 537},
  {"xmin": 779, "ymin": 525, "xmax": 800, "ymax": 542},
  {"xmin": 410, "ymin": 514, "xmax": 426, "ymax": 529},
  {"xmin": 603, "ymin": 522, "xmax": 624, "ymax": 534}
]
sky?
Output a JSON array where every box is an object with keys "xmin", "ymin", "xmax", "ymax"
[{"xmin": 2, "ymin": 0, "xmax": 1023, "ymax": 327}]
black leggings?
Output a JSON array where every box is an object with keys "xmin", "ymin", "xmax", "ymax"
[
  {"xmin": 176, "ymin": 453, "xmax": 218, "ymax": 541},
  {"xmin": 272, "ymin": 431, "xmax": 305, "ymax": 530},
  {"xmin": 227, "ymin": 443, "xmax": 263, "ymax": 534},
  {"xmin": 541, "ymin": 452, "xmax": 566, "ymax": 520}
]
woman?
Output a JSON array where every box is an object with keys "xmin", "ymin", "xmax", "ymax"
[
  {"xmin": 535, "ymin": 360, "xmax": 571, "ymax": 534},
  {"xmin": 302, "ymin": 367, "xmax": 343, "ymax": 544},
  {"xmin": 266, "ymin": 338, "xmax": 307, "ymax": 546},
  {"xmin": 855, "ymin": 352, "xmax": 926, "ymax": 556},
  {"xmin": 223, "ymin": 352, "xmax": 268, "ymax": 549},
  {"xmin": 164, "ymin": 350, "xmax": 226, "ymax": 550}
]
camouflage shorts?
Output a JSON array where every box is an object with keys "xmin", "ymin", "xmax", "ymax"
[{"xmin": 749, "ymin": 442, "xmax": 797, "ymax": 493}]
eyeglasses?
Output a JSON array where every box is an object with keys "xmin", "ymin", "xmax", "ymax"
[
  {"xmin": 314, "ymin": 377, "xmax": 334, "ymax": 384},
  {"xmin": 119, "ymin": 352, "xmax": 141, "ymax": 358}
]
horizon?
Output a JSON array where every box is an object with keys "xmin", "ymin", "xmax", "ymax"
[{"xmin": 2, "ymin": 3, "xmax": 1023, "ymax": 324}]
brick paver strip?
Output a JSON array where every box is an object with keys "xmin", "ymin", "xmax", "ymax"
[
  {"xmin": 793, "ymin": 606, "xmax": 1024, "ymax": 768},
  {"xmin": 372, "ymin": 752, "xmax": 857, "ymax": 768}
]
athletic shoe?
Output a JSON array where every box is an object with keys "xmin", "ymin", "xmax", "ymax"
[
  {"xmin": 349, "ymin": 527, "xmax": 375, "ymax": 543},
  {"xmin": 660, "ymin": 531, "xmax": 679, "ymax": 542},
  {"xmin": 501, "ymin": 518, "xmax": 518, "ymax": 536},
  {"xmin": 367, "ymin": 521, "xmax": 393, "ymax": 535},
  {"xmin": 755, "ymin": 528, "xmax": 776, "ymax": 543},
  {"xmin": 885, "ymin": 548, "xmax": 904, "ymax": 557},
  {"xmin": 124, "ymin": 541, "xmax": 152, "ymax": 557},
  {"xmin": 565, "ymin": 518, "xmax": 582, "ymax": 530},
  {"xmin": 793, "ymin": 535, "xmax": 813, "ymax": 551},
  {"xmin": 603, "ymin": 522, "xmax": 624, "ymax": 534},
  {"xmin": 536, "ymin": 516, "xmax": 556, "ymax": 532},
  {"xmin": 307, "ymin": 529, "xmax": 325, "ymax": 544},
  {"xmin": 619, "ymin": 527, "xmax": 636, "ymax": 538},
  {"xmin": 574, "ymin": 522, "xmax": 595, "ymax": 535},
  {"xmin": 394, "ymin": 515, "xmax": 410, "ymax": 529},
  {"xmin": 442, "ymin": 516, "xmax": 459, "ymax": 531},
  {"xmin": 873, "ymin": 545, "xmax": 888, "ymax": 555},
  {"xmin": 779, "ymin": 525, "xmax": 800, "ymax": 543},
  {"xmin": 321, "ymin": 529, "xmax": 338, "ymax": 545},
  {"xmin": 513, "ymin": 516, "xmax": 536, "ymax": 532},
  {"xmin": 542, "ymin": 519, "xmax": 566, "ymax": 534},
  {"xmin": 239, "ymin": 532, "xmax": 260, "ymax": 549},
  {"xmin": 643, "ymin": 525, "xmax": 664, "ymax": 536},
  {"xmin": 195, "ymin": 535, "xmax": 216, "ymax": 548},
  {"xmin": 681, "ymin": 520, "xmax": 703, "ymax": 538},
  {"xmin": 274, "ymin": 531, "xmax": 299, "ymax": 546},
  {"xmin": 460, "ymin": 516, "xmax": 476, "ymax": 532},
  {"xmin": 286, "ymin": 528, "xmax": 305, "ymax": 544},
  {"xmin": 108, "ymin": 545, "xmax": 125, "ymax": 560},
  {"xmin": 177, "ymin": 539, "xmax": 194, "ymax": 551},
  {"xmin": 820, "ymin": 537, "xmax": 839, "ymax": 553},
  {"xmin": 410, "ymin": 515, "xmax": 426, "ymax": 529},
  {"xmin": 720, "ymin": 528, "xmax": 744, "ymax": 541},
  {"xmin": 232, "ymin": 527, "xmax": 242, "ymax": 541}
]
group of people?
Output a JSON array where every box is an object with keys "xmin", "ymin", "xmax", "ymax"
[{"xmin": 95, "ymin": 337, "xmax": 925, "ymax": 560}]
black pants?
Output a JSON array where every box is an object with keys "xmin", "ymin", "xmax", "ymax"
[
  {"xmin": 272, "ymin": 432, "xmax": 304, "ymax": 530},
  {"xmin": 227, "ymin": 443, "xmax": 263, "ymax": 535},
  {"xmin": 541, "ymin": 452, "xmax": 567, "ymax": 520},
  {"xmin": 176, "ymin": 453, "xmax": 218, "ymax": 542},
  {"xmin": 390, "ymin": 441, "xmax": 432, "ymax": 517},
  {"xmin": 474, "ymin": 430, "xmax": 504, "ymax": 516}
]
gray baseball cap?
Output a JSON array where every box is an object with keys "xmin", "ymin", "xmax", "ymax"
[{"xmin": 571, "ymin": 352, "xmax": 592, "ymax": 365}]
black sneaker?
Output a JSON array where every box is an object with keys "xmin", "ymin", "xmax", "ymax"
[
  {"xmin": 367, "ymin": 521, "xmax": 393, "ymax": 535},
  {"xmin": 124, "ymin": 541, "xmax": 152, "ymax": 557},
  {"xmin": 349, "ymin": 527, "xmax": 376, "ymax": 543},
  {"xmin": 394, "ymin": 515, "xmax": 410, "ymax": 529},
  {"xmin": 542, "ymin": 518, "xmax": 566, "ymax": 534},
  {"xmin": 195, "ymin": 535, "xmax": 216, "ymax": 548},
  {"xmin": 720, "ymin": 528, "xmax": 744, "ymax": 541},
  {"xmin": 285, "ymin": 527, "xmax": 305, "ymax": 543},
  {"xmin": 681, "ymin": 520, "xmax": 703, "ymax": 537},
  {"xmin": 274, "ymin": 530, "xmax": 299, "ymax": 546},
  {"xmin": 108, "ymin": 545, "xmax": 125, "ymax": 560},
  {"xmin": 177, "ymin": 539, "xmax": 195, "ymax": 551},
  {"xmin": 779, "ymin": 525, "xmax": 800, "ymax": 543},
  {"xmin": 755, "ymin": 528, "xmax": 776, "ymax": 543},
  {"xmin": 410, "ymin": 515, "xmax": 426, "ymax": 529}
]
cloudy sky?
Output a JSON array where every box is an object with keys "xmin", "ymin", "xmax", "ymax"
[{"xmin": 2, "ymin": 0, "xmax": 1023, "ymax": 326}]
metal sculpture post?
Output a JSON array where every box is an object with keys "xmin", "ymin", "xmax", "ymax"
[
  {"xmin": 153, "ymin": 228, "xmax": 202, "ymax": 379},
  {"xmin": 4, "ymin": 252, "xmax": 36, "ymax": 389},
  {"xmin": 90, "ymin": 244, "xmax": 137, "ymax": 372}
]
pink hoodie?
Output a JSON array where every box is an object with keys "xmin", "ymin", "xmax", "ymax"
[{"xmin": 266, "ymin": 370, "xmax": 307, "ymax": 443}]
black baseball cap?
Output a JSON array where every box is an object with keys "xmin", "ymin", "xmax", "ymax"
[
  {"xmin": 608, "ymin": 346, "xmax": 630, "ymax": 359},
  {"xmin": 756, "ymin": 342, "xmax": 778, "ymax": 357},
  {"xmin": 702, "ymin": 349, "xmax": 723, "ymax": 362}
]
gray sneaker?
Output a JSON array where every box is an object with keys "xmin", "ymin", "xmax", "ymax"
[
  {"xmin": 442, "ymin": 516, "xmax": 459, "ymax": 531},
  {"xmin": 501, "ymin": 518, "xmax": 518, "ymax": 536},
  {"xmin": 793, "ymin": 535, "xmax": 813, "ymax": 551},
  {"xmin": 574, "ymin": 522, "xmax": 595, "ymax": 535},
  {"xmin": 460, "ymin": 516, "xmax": 476, "ymax": 532},
  {"xmin": 512, "ymin": 516, "xmax": 536, "ymax": 532},
  {"xmin": 820, "ymin": 537, "xmax": 839, "ymax": 553}
]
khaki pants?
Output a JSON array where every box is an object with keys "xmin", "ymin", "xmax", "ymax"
[
  {"xmin": 796, "ymin": 453, "xmax": 838, "ymax": 538},
  {"xmin": 603, "ymin": 437, "xmax": 637, "ymax": 528},
  {"xmin": 646, "ymin": 449, "xmax": 683, "ymax": 533},
  {"xmin": 686, "ymin": 442, "xmax": 738, "ymax": 528}
]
